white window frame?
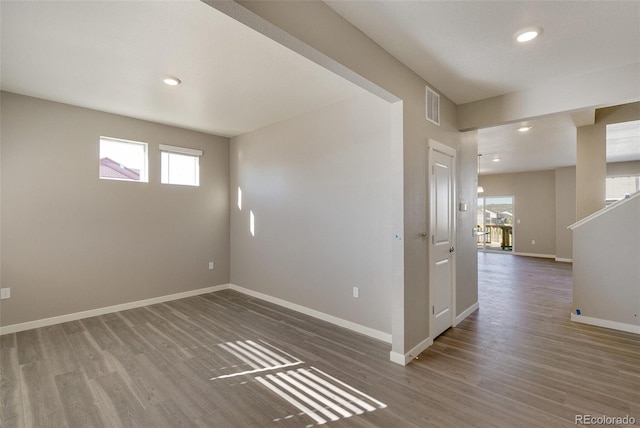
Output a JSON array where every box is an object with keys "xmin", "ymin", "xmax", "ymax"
[
  {"xmin": 99, "ymin": 136, "xmax": 148, "ymax": 183},
  {"xmin": 606, "ymin": 174, "xmax": 640, "ymax": 204},
  {"xmin": 159, "ymin": 144, "xmax": 203, "ymax": 187}
]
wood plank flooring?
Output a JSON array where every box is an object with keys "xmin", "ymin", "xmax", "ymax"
[{"xmin": 1, "ymin": 252, "xmax": 639, "ymax": 427}]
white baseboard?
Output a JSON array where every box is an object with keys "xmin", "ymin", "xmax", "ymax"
[
  {"xmin": 513, "ymin": 252, "xmax": 556, "ymax": 259},
  {"xmin": 389, "ymin": 351, "xmax": 408, "ymax": 365},
  {"xmin": 455, "ymin": 302, "xmax": 479, "ymax": 325},
  {"xmin": 390, "ymin": 303, "xmax": 479, "ymax": 366},
  {"xmin": 570, "ymin": 313, "xmax": 640, "ymax": 334},
  {"xmin": 389, "ymin": 336, "xmax": 433, "ymax": 365},
  {"xmin": 390, "ymin": 302, "xmax": 479, "ymax": 365},
  {"xmin": 0, "ymin": 283, "xmax": 394, "ymax": 344},
  {"xmin": 389, "ymin": 337, "xmax": 433, "ymax": 366},
  {"xmin": 229, "ymin": 284, "xmax": 392, "ymax": 343},
  {"xmin": 0, "ymin": 284, "xmax": 231, "ymax": 335},
  {"xmin": 555, "ymin": 257, "xmax": 573, "ymax": 263}
]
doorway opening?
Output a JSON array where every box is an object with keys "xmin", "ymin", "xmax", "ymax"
[{"xmin": 477, "ymin": 196, "xmax": 514, "ymax": 252}]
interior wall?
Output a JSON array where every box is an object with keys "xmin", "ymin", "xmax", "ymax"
[
  {"xmin": 456, "ymin": 131, "xmax": 479, "ymax": 314},
  {"xmin": 478, "ymin": 170, "xmax": 556, "ymax": 257},
  {"xmin": 0, "ymin": 92, "xmax": 230, "ymax": 327},
  {"xmin": 607, "ymin": 160, "xmax": 640, "ymax": 176},
  {"xmin": 576, "ymin": 125, "xmax": 606, "ymax": 220},
  {"xmin": 458, "ymin": 63, "xmax": 640, "ymax": 131},
  {"xmin": 555, "ymin": 166, "xmax": 576, "ymax": 261},
  {"xmin": 234, "ymin": 0, "xmax": 478, "ymax": 357},
  {"xmin": 577, "ymin": 102, "xmax": 640, "ymax": 219},
  {"xmin": 230, "ymin": 93, "xmax": 393, "ymax": 334},
  {"xmin": 572, "ymin": 194, "xmax": 640, "ymax": 328},
  {"xmin": 481, "ymin": 160, "xmax": 637, "ymax": 263}
]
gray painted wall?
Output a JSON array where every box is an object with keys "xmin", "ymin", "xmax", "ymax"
[
  {"xmin": 237, "ymin": 0, "xmax": 478, "ymax": 355},
  {"xmin": 481, "ymin": 162, "xmax": 636, "ymax": 262},
  {"xmin": 456, "ymin": 131, "xmax": 479, "ymax": 314},
  {"xmin": 572, "ymin": 194, "xmax": 640, "ymax": 327},
  {"xmin": 555, "ymin": 167, "xmax": 576, "ymax": 261},
  {"xmin": 0, "ymin": 92, "xmax": 230, "ymax": 326},
  {"xmin": 478, "ymin": 170, "xmax": 556, "ymax": 256},
  {"xmin": 2, "ymin": 1, "xmax": 483, "ymax": 356},
  {"xmin": 577, "ymin": 125, "xmax": 607, "ymax": 220},
  {"xmin": 230, "ymin": 93, "xmax": 393, "ymax": 333},
  {"xmin": 577, "ymin": 103, "xmax": 640, "ymax": 220},
  {"xmin": 607, "ymin": 160, "xmax": 640, "ymax": 176}
]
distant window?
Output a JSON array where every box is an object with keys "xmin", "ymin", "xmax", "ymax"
[
  {"xmin": 160, "ymin": 144, "xmax": 202, "ymax": 186},
  {"xmin": 606, "ymin": 175, "xmax": 640, "ymax": 204},
  {"xmin": 99, "ymin": 137, "xmax": 148, "ymax": 182}
]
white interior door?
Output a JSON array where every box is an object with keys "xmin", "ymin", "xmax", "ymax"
[{"xmin": 429, "ymin": 140, "xmax": 456, "ymax": 339}]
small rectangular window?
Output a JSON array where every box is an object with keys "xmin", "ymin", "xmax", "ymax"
[
  {"xmin": 160, "ymin": 144, "xmax": 202, "ymax": 186},
  {"xmin": 99, "ymin": 137, "xmax": 148, "ymax": 182},
  {"xmin": 606, "ymin": 175, "xmax": 640, "ymax": 204}
]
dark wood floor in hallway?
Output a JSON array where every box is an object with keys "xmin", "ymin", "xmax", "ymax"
[{"xmin": 1, "ymin": 253, "xmax": 638, "ymax": 427}]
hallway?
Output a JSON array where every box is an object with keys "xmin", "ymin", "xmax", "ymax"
[{"xmin": 421, "ymin": 252, "xmax": 639, "ymax": 425}]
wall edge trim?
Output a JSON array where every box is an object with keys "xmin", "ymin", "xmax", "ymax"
[
  {"xmin": 455, "ymin": 301, "xmax": 479, "ymax": 326},
  {"xmin": 512, "ymin": 252, "xmax": 556, "ymax": 259},
  {"xmin": 570, "ymin": 313, "xmax": 640, "ymax": 334},
  {"xmin": 0, "ymin": 284, "xmax": 231, "ymax": 335},
  {"xmin": 228, "ymin": 284, "xmax": 392, "ymax": 343},
  {"xmin": 389, "ymin": 336, "xmax": 433, "ymax": 365}
]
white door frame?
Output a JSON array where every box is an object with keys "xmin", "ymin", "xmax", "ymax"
[{"xmin": 428, "ymin": 139, "xmax": 457, "ymax": 339}]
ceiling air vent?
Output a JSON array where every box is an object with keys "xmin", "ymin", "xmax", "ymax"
[{"xmin": 426, "ymin": 86, "xmax": 440, "ymax": 126}]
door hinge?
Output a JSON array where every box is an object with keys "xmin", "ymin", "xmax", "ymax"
[
  {"xmin": 432, "ymin": 235, "xmax": 435, "ymax": 244},
  {"xmin": 432, "ymin": 306, "xmax": 435, "ymax": 315},
  {"xmin": 431, "ymin": 165, "xmax": 435, "ymax": 174}
]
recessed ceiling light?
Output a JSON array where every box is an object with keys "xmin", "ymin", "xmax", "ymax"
[
  {"xmin": 516, "ymin": 27, "xmax": 542, "ymax": 43},
  {"xmin": 518, "ymin": 126, "xmax": 532, "ymax": 132},
  {"xmin": 492, "ymin": 158, "xmax": 501, "ymax": 162},
  {"xmin": 163, "ymin": 76, "xmax": 181, "ymax": 86}
]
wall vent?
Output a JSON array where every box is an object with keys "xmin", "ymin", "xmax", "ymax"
[{"xmin": 426, "ymin": 86, "xmax": 440, "ymax": 126}]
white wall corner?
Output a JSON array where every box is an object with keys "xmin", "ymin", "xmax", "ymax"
[
  {"xmin": 389, "ymin": 351, "xmax": 409, "ymax": 366},
  {"xmin": 455, "ymin": 301, "xmax": 479, "ymax": 326},
  {"xmin": 389, "ymin": 336, "xmax": 433, "ymax": 365},
  {"xmin": 570, "ymin": 313, "xmax": 640, "ymax": 335}
]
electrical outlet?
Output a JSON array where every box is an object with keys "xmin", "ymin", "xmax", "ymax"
[
  {"xmin": 353, "ymin": 287, "xmax": 359, "ymax": 299},
  {"xmin": 0, "ymin": 288, "xmax": 10, "ymax": 300},
  {"xmin": 531, "ymin": 240, "xmax": 536, "ymax": 245},
  {"xmin": 209, "ymin": 261, "xmax": 214, "ymax": 270}
]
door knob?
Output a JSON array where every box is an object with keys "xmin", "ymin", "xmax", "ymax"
[{"xmin": 449, "ymin": 246, "xmax": 455, "ymax": 253}]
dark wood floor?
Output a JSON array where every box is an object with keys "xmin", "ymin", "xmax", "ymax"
[{"xmin": 1, "ymin": 253, "xmax": 639, "ymax": 427}]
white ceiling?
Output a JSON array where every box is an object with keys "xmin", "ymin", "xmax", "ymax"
[
  {"xmin": 326, "ymin": 0, "xmax": 640, "ymax": 174},
  {"xmin": 2, "ymin": 1, "xmax": 638, "ymax": 173},
  {"xmin": 0, "ymin": 1, "xmax": 364, "ymax": 137},
  {"xmin": 478, "ymin": 114, "xmax": 640, "ymax": 175},
  {"xmin": 326, "ymin": 1, "xmax": 640, "ymax": 106},
  {"xmin": 478, "ymin": 114, "xmax": 578, "ymax": 175}
]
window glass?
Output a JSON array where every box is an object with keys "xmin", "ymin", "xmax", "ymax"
[
  {"xmin": 160, "ymin": 148, "xmax": 200, "ymax": 186},
  {"xmin": 606, "ymin": 175, "xmax": 640, "ymax": 203},
  {"xmin": 99, "ymin": 137, "xmax": 148, "ymax": 182}
]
